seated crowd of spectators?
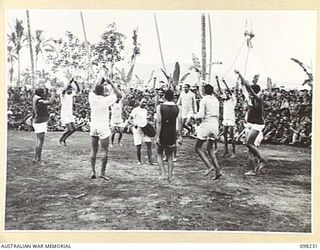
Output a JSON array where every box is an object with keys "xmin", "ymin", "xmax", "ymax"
[{"xmin": 7, "ymin": 83, "xmax": 312, "ymax": 147}]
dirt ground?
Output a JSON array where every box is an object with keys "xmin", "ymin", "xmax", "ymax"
[{"xmin": 5, "ymin": 130, "xmax": 311, "ymax": 232}]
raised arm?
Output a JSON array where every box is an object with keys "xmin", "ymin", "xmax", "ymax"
[
  {"xmin": 74, "ymin": 80, "xmax": 80, "ymax": 94},
  {"xmin": 215, "ymin": 76, "xmax": 223, "ymax": 95},
  {"xmin": 106, "ymin": 78, "xmax": 122, "ymax": 99},
  {"xmin": 61, "ymin": 78, "xmax": 73, "ymax": 95},
  {"xmin": 40, "ymin": 88, "xmax": 57, "ymax": 105},
  {"xmin": 222, "ymin": 78, "xmax": 232, "ymax": 96},
  {"xmin": 235, "ymin": 70, "xmax": 260, "ymax": 101}
]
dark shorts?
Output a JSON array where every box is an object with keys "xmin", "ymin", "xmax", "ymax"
[{"xmin": 157, "ymin": 143, "xmax": 176, "ymax": 154}]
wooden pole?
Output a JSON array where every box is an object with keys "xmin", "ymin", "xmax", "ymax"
[
  {"xmin": 80, "ymin": 11, "xmax": 91, "ymax": 85},
  {"xmin": 153, "ymin": 13, "xmax": 167, "ymax": 73}
]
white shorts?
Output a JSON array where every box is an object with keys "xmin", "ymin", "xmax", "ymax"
[
  {"xmin": 246, "ymin": 122, "xmax": 265, "ymax": 132},
  {"xmin": 90, "ymin": 123, "xmax": 111, "ymax": 139},
  {"xmin": 132, "ymin": 126, "xmax": 151, "ymax": 145},
  {"xmin": 197, "ymin": 118, "xmax": 219, "ymax": 141},
  {"xmin": 33, "ymin": 122, "xmax": 47, "ymax": 134},
  {"xmin": 181, "ymin": 110, "xmax": 194, "ymax": 120},
  {"xmin": 222, "ymin": 119, "xmax": 235, "ymax": 127},
  {"xmin": 61, "ymin": 115, "xmax": 75, "ymax": 125},
  {"xmin": 110, "ymin": 122, "xmax": 125, "ymax": 128}
]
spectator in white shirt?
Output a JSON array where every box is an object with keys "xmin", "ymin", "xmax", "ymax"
[
  {"xmin": 129, "ymin": 98, "xmax": 153, "ymax": 165},
  {"xmin": 177, "ymin": 84, "xmax": 196, "ymax": 136}
]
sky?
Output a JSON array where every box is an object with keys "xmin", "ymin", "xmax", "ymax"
[{"xmin": 5, "ymin": 10, "xmax": 317, "ymax": 89}]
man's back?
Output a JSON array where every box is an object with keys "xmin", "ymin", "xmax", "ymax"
[{"xmin": 89, "ymin": 92, "xmax": 116, "ymax": 125}]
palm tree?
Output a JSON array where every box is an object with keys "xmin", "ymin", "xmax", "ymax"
[
  {"xmin": 7, "ymin": 45, "xmax": 17, "ymax": 85},
  {"xmin": 10, "ymin": 19, "xmax": 24, "ymax": 86},
  {"xmin": 34, "ymin": 29, "xmax": 44, "ymax": 75},
  {"xmin": 201, "ymin": 14, "xmax": 206, "ymax": 83},
  {"xmin": 207, "ymin": 13, "xmax": 213, "ymax": 84}
]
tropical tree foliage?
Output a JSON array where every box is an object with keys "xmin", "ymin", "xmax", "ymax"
[
  {"xmin": 7, "ymin": 19, "xmax": 25, "ymax": 85},
  {"xmin": 92, "ymin": 23, "xmax": 126, "ymax": 77},
  {"xmin": 46, "ymin": 31, "xmax": 88, "ymax": 77}
]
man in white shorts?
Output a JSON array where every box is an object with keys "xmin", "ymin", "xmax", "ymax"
[
  {"xmin": 89, "ymin": 77, "xmax": 122, "ymax": 180},
  {"xmin": 221, "ymin": 80, "xmax": 237, "ymax": 158},
  {"xmin": 130, "ymin": 98, "xmax": 153, "ymax": 165},
  {"xmin": 59, "ymin": 78, "xmax": 80, "ymax": 146},
  {"xmin": 110, "ymin": 97, "xmax": 124, "ymax": 147},
  {"xmin": 195, "ymin": 84, "xmax": 222, "ymax": 180},
  {"xmin": 32, "ymin": 87, "xmax": 57, "ymax": 164},
  {"xmin": 177, "ymin": 84, "xmax": 196, "ymax": 136}
]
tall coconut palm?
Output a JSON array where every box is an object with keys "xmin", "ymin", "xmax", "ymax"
[
  {"xmin": 207, "ymin": 14, "xmax": 213, "ymax": 84},
  {"xmin": 201, "ymin": 14, "xmax": 206, "ymax": 83},
  {"xmin": 34, "ymin": 29, "xmax": 44, "ymax": 74},
  {"xmin": 10, "ymin": 19, "xmax": 24, "ymax": 86},
  {"xmin": 26, "ymin": 10, "xmax": 36, "ymax": 88},
  {"xmin": 7, "ymin": 45, "xmax": 17, "ymax": 85}
]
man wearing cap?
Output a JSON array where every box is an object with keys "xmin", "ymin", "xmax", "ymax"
[
  {"xmin": 32, "ymin": 87, "xmax": 57, "ymax": 164},
  {"xmin": 59, "ymin": 78, "xmax": 80, "ymax": 146}
]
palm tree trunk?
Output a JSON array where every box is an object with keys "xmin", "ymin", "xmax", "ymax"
[
  {"xmin": 35, "ymin": 54, "xmax": 38, "ymax": 78},
  {"xmin": 26, "ymin": 10, "xmax": 35, "ymax": 88},
  {"xmin": 17, "ymin": 53, "xmax": 20, "ymax": 87},
  {"xmin": 201, "ymin": 14, "xmax": 206, "ymax": 82},
  {"xmin": 9, "ymin": 66, "xmax": 13, "ymax": 85},
  {"xmin": 207, "ymin": 14, "xmax": 212, "ymax": 84},
  {"xmin": 127, "ymin": 56, "xmax": 136, "ymax": 86}
]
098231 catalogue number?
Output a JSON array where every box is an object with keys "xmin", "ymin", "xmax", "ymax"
[{"xmin": 300, "ymin": 244, "xmax": 318, "ymax": 248}]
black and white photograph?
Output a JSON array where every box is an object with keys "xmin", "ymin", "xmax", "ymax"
[{"xmin": 4, "ymin": 9, "xmax": 315, "ymax": 232}]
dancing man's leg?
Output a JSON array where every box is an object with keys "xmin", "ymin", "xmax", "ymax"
[
  {"xmin": 229, "ymin": 126, "xmax": 236, "ymax": 158},
  {"xmin": 34, "ymin": 132, "xmax": 45, "ymax": 162},
  {"xmin": 90, "ymin": 136, "xmax": 99, "ymax": 179},
  {"xmin": 146, "ymin": 141, "xmax": 153, "ymax": 164},
  {"xmin": 157, "ymin": 144, "xmax": 165, "ymax": 180},
  {"xmin": 245, "ymin": 128, "xmax": 266, "ymax": 175},
  {"xmin": 100, "ymin": 137, "xmax": 110, "ymax": 180},
  {"xmin": 136, "ymin": 144, "xmax": 142, "ymax": 164},
  {"xmin": 207, "ymin": 139, "xmax": 222, "ymax": 179},
  {"xmin": 118, "ymin": 127, "xmax": 123, "ymax": 146},
  {"xmin": 195, "ymin": 139, "xmax": 214, "ymax": 176},
  {"xmin": 223, "ymin": 125, "xmax": 229, "ymax": 157},
  {"xmin": 166, "ymin": 147, "xmax": 174, "ymax": 182},
  {"xmin": 110, "ymin": 130, "xmax": 115, "ymax": 147},
  {"xmin": 63, "ymin": 122, "xmax": 76, "ymax": 143}
]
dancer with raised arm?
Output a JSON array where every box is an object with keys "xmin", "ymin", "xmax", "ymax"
[
  {"xmin": 88, "ymin": 77, "xmax": 122, "ymax": 180},
  {"xmin": 235, "ymin": 70, "xmax": 267, "ymax": 176},
  {"xmin": 194, "ymin": 84, "xmax": 222, "ymax": 180},
  {"xmin": 32, "ymin": 87, "xmax": 57, "ymax": 164},
  {"xmin": 59, "ymin": 78, "xmax": 80, "ymax": 146},
  {"xmin": 221, "ymin": 78, "xmax": 237, "ymax": 158}
]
